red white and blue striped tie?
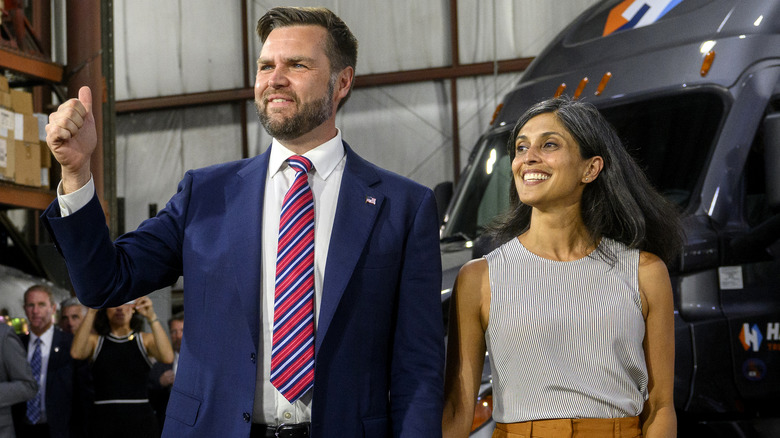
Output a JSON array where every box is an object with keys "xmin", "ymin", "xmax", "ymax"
[{"xmin": 271, "ymin": 155, "xmax": 315, "ymax": 402}]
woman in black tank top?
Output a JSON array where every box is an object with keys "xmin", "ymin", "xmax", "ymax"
[{"xmin": 71, "ymin": 296, "xmax": 174, "ymax": 437}]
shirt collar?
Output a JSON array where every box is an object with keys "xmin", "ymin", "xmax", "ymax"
[
  {"xmin": 269, "ymin": 129, "xmax": 345, "ymax": 181},
  {"xmin": 30, "ymin": 324, "xmax": 55, "ymax": 348}
]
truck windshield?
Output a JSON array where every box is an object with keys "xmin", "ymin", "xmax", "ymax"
[{"xmin": 440, "ymin": 91, "xmax": 723, "ymax": 241}]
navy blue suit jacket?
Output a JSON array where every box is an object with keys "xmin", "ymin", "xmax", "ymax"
[
  {"xmin": 43, "ymin": 143, "xmax": 444, "ymax": 437},
  {"xmin": 12, "ymin": 328, "xmax": 74, "ymax": 438}
]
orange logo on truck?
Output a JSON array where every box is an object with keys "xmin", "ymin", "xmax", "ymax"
[{"xmin": 604, "ymin": 0, "xmax": 683, "ymax": 36}]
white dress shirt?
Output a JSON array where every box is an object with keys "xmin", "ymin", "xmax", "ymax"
[
  {"xmin": 55, "ymin": 130, "xmax": 347, "ymax": 426},
  {"xmin": 172, "ymin": 351, "xmax": 179, "ymax": 376},
  {"xmin": 56, "ymin": 177, "xmax": 94, "ymax": 216},
  {"xmin": 27, "ymin": 325, "xmax": 55, "ymax": 423},
  {"xmin": 255, "ymin": 132, "xmax": 346, "ymax": 424}
]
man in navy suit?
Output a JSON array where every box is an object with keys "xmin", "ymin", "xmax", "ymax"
[
  {"xmin": 12, "ymin": 285, "xmax": 74, "ymax": 438},
  {"xmin": 42, "ymin": 6, "xmax": 444, "ymax": 438}
]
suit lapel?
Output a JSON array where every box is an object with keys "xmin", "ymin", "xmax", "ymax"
[
  {"xmin": 49, "ymin": 330, "xmax": 64, "ymax": 368},
  {"xmin": 316, "ymin": 143, "xmax": 383, "ymax": 353},
  {"xmin": 225, "ymin": 152, "xmax": 270, "ymax": 348}
]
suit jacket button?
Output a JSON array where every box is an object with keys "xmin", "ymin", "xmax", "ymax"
[
  {"xmin": 243, "ymin": 412, "xmax": 250, "ymax": 422},
  {"xmin": 250, "ymin": 353, "xmax": 256, "ymax": 363}
]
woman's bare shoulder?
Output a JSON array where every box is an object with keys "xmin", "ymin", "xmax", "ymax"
[{"xmin": 459, "ymin": 257, "xmax": 488, "ymax": 277}]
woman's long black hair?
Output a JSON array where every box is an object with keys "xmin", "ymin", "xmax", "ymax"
[
  {"xmin": 487, "ymin": 96, "xmax": 683, "ymax": 265},
  {"xmin": 93, "ymin": 307, "xmax": 145, "ymax": 336}
]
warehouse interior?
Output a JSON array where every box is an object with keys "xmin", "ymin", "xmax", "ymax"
[
  {"xmin": 3, "ymin": 2, "xmax": 780, "ymax": 437},
  {"xmin": 0, "ymin": 0, "xmax": 597, "ymax": 317}
]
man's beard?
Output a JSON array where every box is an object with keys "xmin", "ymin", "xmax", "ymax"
[{"xmin": 257, "ymin": 78, "xmax": 335, "ymax": 141}]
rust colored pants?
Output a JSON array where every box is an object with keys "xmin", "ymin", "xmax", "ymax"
[{"xmin": 493, "ymin": 417, "xmax": 642, "ymax": 438}]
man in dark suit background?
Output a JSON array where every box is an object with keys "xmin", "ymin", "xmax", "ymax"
[
  {"xmin": 42, "ymin": 6, "xmax": 444, "ymax": 438},
  {"xmin": 148, "ymin": 312, "xmax": 183, "ymax": 434},
  {"xmin": 12, "ymin": 285, "xmax": 75, "ymax": 438}
]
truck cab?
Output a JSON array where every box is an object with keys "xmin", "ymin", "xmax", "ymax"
[{"xmin": 440, "ymin": 0, "xmax": 780, "ymax": 435}]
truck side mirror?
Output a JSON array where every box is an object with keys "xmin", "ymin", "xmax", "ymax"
[
  {"xmin": 433, "ymin": 181, "xmax": 453, "ymax": 224},
  {"xmin": 765, "ymin": 112, "xmax": 780, "ymax": 211}
]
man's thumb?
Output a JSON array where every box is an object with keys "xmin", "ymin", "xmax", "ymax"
[{"xmin": 78, "ymin": 86, "xmax": 93, "ymax": 114}]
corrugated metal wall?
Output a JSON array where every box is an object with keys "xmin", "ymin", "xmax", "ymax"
[{"xmin": 109, "ymin": 0, "xmax": 599, "ymax": 231}]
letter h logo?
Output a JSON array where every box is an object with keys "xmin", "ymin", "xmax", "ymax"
[{"xmin": 739, "ymin": 323, "xmax": 763, "ymax": 352}]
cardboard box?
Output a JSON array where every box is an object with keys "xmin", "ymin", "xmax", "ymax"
[
  {"xmin": 0, "ymin": 108, "xmax": 14, "ymax": 180},
  {"xmin": 34, "ymin": 114, "xmax": 51, "ymax": 169},
  {"xmin": 33, "ymin": 113, "xmax": 47, "ymax": 141},
  {"xmin": 0, "ymin": 130, "xmax": 16, "ymax": 182},
  {"xmin": 0, "ymin": 108, "xmax": 13, "ymax": 132},
  {"xmin": 0, "ymin": 91, "xmax": 10, "ymax": 110},
  {"xmin": 10, "ymin": 89, "xmax": 33, "ymax": 114},
  {"xmin": 0, "ymin": 76, "xmax": 8, "ymax": 92},
  {"xmin": 40, "ymin": 167, "xmax": 50, "ymax": 189},
  {"xmin": 14, "ymin": 113, "xmax": 39, "ymax": 143},
  {"xmin": 13, "ymin": 140, "xmax": 41, "ymax": 187},
  {"xmin": 39, "ymin": 140, "xmax": 51, "ymax": 168}
]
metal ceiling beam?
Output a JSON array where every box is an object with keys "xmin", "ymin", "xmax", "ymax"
[
  {"xmin": 449, "ymin": 0, "xmax": 461, "ymax": 181},
  {"xmin": 114, "ymin": 57, "xmax": 533, "ymax": 114},
  {"xmin": 0, "ymin": 181, "xmax": 54, "ymax": 210},
  {"xmin": 0, "ymin": 48, "xmax": 63, "ymax": 82}
]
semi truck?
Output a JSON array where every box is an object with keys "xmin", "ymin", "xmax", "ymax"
[{"xmin": 438, "ymin": 0, "xmax": 780, "ymax": 435}]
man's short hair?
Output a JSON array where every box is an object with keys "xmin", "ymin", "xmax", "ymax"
[
  {"xmin": 169, "ymin": 311, "xmax": 184, "ymax": 328},
  {"xmin": 256, "ymin": 7, "xmax": 359, "ymax": 108},
  {"xmin": 23, "ymin": 284, "xmax": 54, "ymax": 305},
  {"xmin": 60, "ymin": 297, "xmax": 86, "ymax": 314}
]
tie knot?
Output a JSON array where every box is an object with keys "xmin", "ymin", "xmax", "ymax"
[
  {"xmin": 288, "ymin": 155, "xmax": 313, "ymax": 174},
  {"xmin": 34, "ymin": 338, "xmax": 41, "ymax": 347}
]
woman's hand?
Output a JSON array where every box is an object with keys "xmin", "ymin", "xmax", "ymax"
[
  {"xmin": 135, "ymin": 296, "xmax": 175, "ymax": 364},
  {"xmin": 134, "ymin": 296, "xmax": 157, "ymax": 322},
  {"xmin": 70, "ymin": 307, "xmax": 99, "ymax": 360}
]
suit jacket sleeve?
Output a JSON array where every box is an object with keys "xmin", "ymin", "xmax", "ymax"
[
  {"xmin": 41, "ymin": 173, "xmax": 192, "ymax": 307},
  {"xmin": 390, "ymin": 189, "xmax": 445, "ymax": 437},
  {"xmin": 0, "ymin": 328, "xmax": 37, "ymax": 408}
]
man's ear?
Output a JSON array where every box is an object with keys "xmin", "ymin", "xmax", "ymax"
[{"xmin": 335, "ymin": 66, "xmax": 354, "ymax": 101}]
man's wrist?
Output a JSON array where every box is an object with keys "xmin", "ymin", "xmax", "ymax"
[
  {"xmin": 57, "ymin": 176, "xmax": 95, "ymax": 217},
  {"xmin": 61, "ymin": 169, "xmax": 92, "ymax": 195}
]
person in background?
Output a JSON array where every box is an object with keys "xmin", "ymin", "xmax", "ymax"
[
  {"xmin": 59, "ymin": 297, "xmax": 90, "ymax": 438},
  {"xmin": 0, "ymin": 322, "xmax": 38, "ymax": 438},
  {"xmin": 12, "ymin": 285, "xmax": 75, "ymax": 438},
  {"xmin": 58, "ymin": 298, "xmax": 86, "ymax": 335},
  {"xmin": 42, "ymin": 6, "xmax": 443, "ymax": 437},
  {"xmin": 71, "ymin": 296, "xmax": 172, "ymax": 438},
  {"xmin": 148, "ymin": 312, "xmax": 183, "ymax": 433},
  {"xmin": 443, "ymin": 97, "xmax": 681, "ymax": 438}
]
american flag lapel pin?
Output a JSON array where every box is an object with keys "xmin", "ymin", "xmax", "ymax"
[{"xmin": 365, "ymin": 195, "xmax": 376, "ymax": 205}]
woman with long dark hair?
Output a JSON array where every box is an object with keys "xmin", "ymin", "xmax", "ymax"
[
  {"xmin": 443, "ymin": 96, "xmax": 681, "ymax": 438},
  {"xmin": 71, "ymin": 296, "xmax": 173, "ymax": 437}
]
